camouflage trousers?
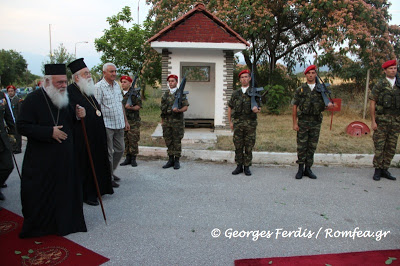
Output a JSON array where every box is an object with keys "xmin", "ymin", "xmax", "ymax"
[
  {"xmin": 124, "ymin": 121, "xmax": 141, "ymax": 156},
  {"xmin": 162, "ymin": 118, "xmax": 184, "ymax": 157},
  {"xmin": 373, "ymin": 116, "xmax": 400, "ymax": 169},
  {"xmin": 233, "ymin": 118, "xmax": 257, "ymax": 166},
  {"xmin": 296, "ymin": 119, "xmax": 321, "ymax": 167}
]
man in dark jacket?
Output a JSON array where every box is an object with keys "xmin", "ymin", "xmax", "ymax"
[
  {"xmin": 67, "ymin": 58, "xmax": 114, "ymax": 205},
  {"xmin": 17, "ymin": 64, "xmax": 87, "ymax": 238},
  {"xmin": 0, "ymin": 91, "xmax": 15, "ymax": 200}
]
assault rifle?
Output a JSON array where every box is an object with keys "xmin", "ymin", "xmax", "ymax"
[
  {"xmin": 248, "ymin": 65, "xmax": 264, "ymax": 110},
  {"xmin": 315, "ymin": 74, "xmax": 333, "ymax": 107},
  {"xmin": 396, "ymin": 62, "xmax": 400, "ymax": 87},
  {"xmin": 126, "ymin": 67, "xmax": 141, "ymax": 106},
  {"xmin": 172, "ymin": 75, "xmax": 189, "ymax": 110}
]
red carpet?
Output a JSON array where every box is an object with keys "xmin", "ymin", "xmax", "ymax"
[
  {"xmin": 0, "ymin": 208, "xmax": 109, "ymax": 265},
  {"xmin": 235, "ymin": 250, "xmax": 400, "ymax": 265}
]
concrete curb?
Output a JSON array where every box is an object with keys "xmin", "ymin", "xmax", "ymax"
[{"xmin": 138, "ymin": 146, "xmax": 400, "ymax": 166}]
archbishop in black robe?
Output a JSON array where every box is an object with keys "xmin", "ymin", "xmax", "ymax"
[
  {"xmin": 17, "ymin": 88, "xmax": 87, "ymax": 238},
  {"xmin": 67, "ymin": 83, "xmax": 113, "ymax": 203}
]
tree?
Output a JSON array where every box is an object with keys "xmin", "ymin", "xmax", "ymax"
[
  {"xmin": 0, "ymin": 49, "xmax": 28, "ymax": 87},
  {"xmin": 146, "ymin": 0, "xmax": 400, "ymax": 85},
  {"xmin": 21, "ymin": 70, "xmax": 41, "ymax": 87},
  {"xmin": 95, "ymin": 6, "xmax": 161, "ymax": 98},
  {"xmin": 42, "ymin": 43, "xmax": 75, "ymax": 79}
]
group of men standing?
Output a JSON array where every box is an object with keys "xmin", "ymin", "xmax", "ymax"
[
  {"xmin": 229, "ymin": 60, "xmax": 399, "ymax": 182},
  {"xmin": 3, "ymin": 59, "xmax": 140, "ymax": 238},
  {"xmin": 0, "ymin": 58, "xmax": 398, "ymax": 239}
]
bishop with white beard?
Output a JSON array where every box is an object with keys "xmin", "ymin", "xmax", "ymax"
[
  {"xmin": 17, "ymin": 64, "xmax": 87, "ymax": 238},
  {"xmin": 67, "ymin": 58, "xmax": 114, "ymax": 206}
]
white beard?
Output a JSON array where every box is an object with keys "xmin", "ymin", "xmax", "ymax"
[
  {"xmin": 76, "ymin": 77, "xmax": 95, "ymax": 96},
  {"xmin": 44, "ymin": 84, "xmax": 69, "ymax": 109}
]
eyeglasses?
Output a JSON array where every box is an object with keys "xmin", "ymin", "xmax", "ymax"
[{"xmin": 81, "ymin": 71, "xmax": 91, "ymax": 77}]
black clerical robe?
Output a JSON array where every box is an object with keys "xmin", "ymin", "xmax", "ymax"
[
  {"xmin": 17, "ymin": 88, "xmax": 87, "ymax": 238},
  {"xmin": 67, "ymin": 84, "xmax": 113, "ymax": 201}
]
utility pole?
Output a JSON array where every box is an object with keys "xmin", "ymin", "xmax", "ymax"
[{"xmin": 49, "ymin": 24, "xmax": 53, "ymax": 60}]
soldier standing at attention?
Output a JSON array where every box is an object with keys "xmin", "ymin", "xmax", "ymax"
[
  {"xmin": 228, "ymin": 69, "xmax": 261, "ymax": 176},
  {"xmin": 292, "ymin": 65, "xmax": 332, "ymax": 180},
  {"xmin": 6, "ymin": 85, "xmax": 22, "ymax": 154},
  {"xmin": 120, "ymin": 75, "xmax": 142, "ymax": 167},
  {"xmin": 369, "ymin": 59, "xmax": 399, "ymax": 181},
  {"xmin": 161, "ymin": 74, "xmax": 189, "ymax": 170}
]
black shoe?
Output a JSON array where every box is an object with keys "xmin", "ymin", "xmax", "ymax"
[
  {"xmin": 0, "ymin": 191, "xmax": 5, "ymax": 201},
  {"xmin": 120, "ymin": 154, "xmax": 132, "ymax": 166},
  {"xmin": 244, "ymin": 166, "xmax": 252, "ymax": 176},
  {"xmin": 131, "ymin": 156, "xmax": 137, "ymax": 167},
  {"xmin": 295, "ymin": 164, "xmax": 304, "ymax": 179},
  {"xmin": 382, "ymin": 169, "xmax": 396, "ymax": 180},
  {"xmin": 84, "ymin": 199, "xmax": 99, "ymax": 206},
  {"xmin": 13, "ymin": 150, "xmax": 21, "ymax": 154},
  {"xmin": 113, "ymin": 174, "xmax": 121, "ymax": 181},
  {"xmin": 304, "ymin": 166, "xmax": 317, "ymax": 179},
  {"xmin": 111, "ymin": 180, "xmax": 120, "ymax": 188},
  {"xmin": 232, "ymin": 165, "xmax": 243, "ymax": 175},
  {"xmin": 163, "ymin": 156, "xmax": 175, "ymax": 169},
  {"xmin": 174, "ymin": 157, "xmax": 180, "ymax": 169},
  {"xmin": 373, "ymin": 168, "xmax": 381, "ymax": 181},
  {"xmin": 1, "ymin": 183, "xmax": 7, "ymax": 188}
]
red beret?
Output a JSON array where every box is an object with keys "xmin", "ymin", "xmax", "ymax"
[
  {"xmin": 167, "ymin": 74, "xmax": 178, "ymax": 81},
  {"xmin": 304, "ymin": 65, "xmax": 316, "ymax": 75},
  {"xmin": 238, "ymin": 69, "xmax": 251, "ymax": 78},
  {"xmin": 120, "ymin": 75, "xmax": 133, "ymax": 83},
  {"xmin": 382, "ymin": 60, "xmax": 397, "ymax": 69},
  {"xmin": 6, "ymin": 85, "xmax": 16, "ymax": 91}
]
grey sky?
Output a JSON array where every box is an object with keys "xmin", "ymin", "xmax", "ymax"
[{"xmin": 0, "ymin": 0, "xmax": 398, "ymax": 76}]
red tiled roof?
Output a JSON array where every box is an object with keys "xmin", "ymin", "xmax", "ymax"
[{"xmin": 147, "ymin": 3, "xmax": 249, "ymax": 46}]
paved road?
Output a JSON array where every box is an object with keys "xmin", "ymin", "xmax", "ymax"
[{"xmin": 1, "ymin": 151, "xmax": 400, "ymax": 265}]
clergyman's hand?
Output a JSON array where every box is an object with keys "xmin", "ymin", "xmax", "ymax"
[
  {"xmin": 76, "ymin": 105, "xmax": 86, "ymax": 118},
  {"xmin": 53, "ymin": 125, "xmax": 67, "ymax": 143}
]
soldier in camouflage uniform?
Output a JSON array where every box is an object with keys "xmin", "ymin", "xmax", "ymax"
[
  {"xmin": 292, "ymin": 65, "xmax": 332, "ymax": 180},
  {"xmin": 119, "ymin": 75, "xmax": 142, "ymax": 167},
  {"xmin": 369, "ymin": 59, "xmax": 399, "ymax": 181},
  {"xmin": 6, "ymin": 85, "xmax": 22, "ymax": 153},
  {"xmin": 228, "ymin": 69, "xmax": 261, "ymax": 176},
  {"xmin": 161, "ymin": 74, "xmax": 189, "ymax": 170}
]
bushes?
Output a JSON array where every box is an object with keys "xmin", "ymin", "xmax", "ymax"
[{"xmin": 263, "ymin": 84, "xmax": 292, "ymax": 114}]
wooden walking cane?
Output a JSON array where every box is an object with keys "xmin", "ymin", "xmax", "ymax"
[{"xmin": 80, "ymin": 118, "xmax": 108, "ymax": 225}]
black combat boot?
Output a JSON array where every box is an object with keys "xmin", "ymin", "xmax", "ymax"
[
  {"xmin": 131, "ymin": 156, "xmax": 137, "ymax": 167},
  {"xmin": 120, "ymin": 154, "xmax": 132, "ymax": 166},
  {"xmin": 373, "ymin": 168, "xmax": 382, "ymax": 181},
  {"xmin": 174, "ymin": 157, "xmax": 180, "ymax": 169},
  {"xmin": 304, "ymin": 166, "xmax": 317, "ymax": 179},
  {"xmin": 232, "ymin": 165, "xmax": 243, "ymax": 175},
  {"xmin": 295, "ymin": 164, "xmax": 304, "ymax": 179},
  {"xmin": 163, "ymin": 156, "xmax": 175, "ymax": 169},
  {"xmin": 382, "ymin": 169, "xmax": 396, "ymax": 180},
  {"xmin": 244, "ymin": 166, "xmax": 252, "ymax": 176}
]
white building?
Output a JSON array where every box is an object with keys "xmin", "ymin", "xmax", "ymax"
[{"xmin": 148, "ymin": 3, "xmax": 249, "ymax": 129}]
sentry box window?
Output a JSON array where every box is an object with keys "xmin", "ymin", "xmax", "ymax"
[{"xmin": 182, "ymin": 66, "xmax": 210, "ymax": 82}]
